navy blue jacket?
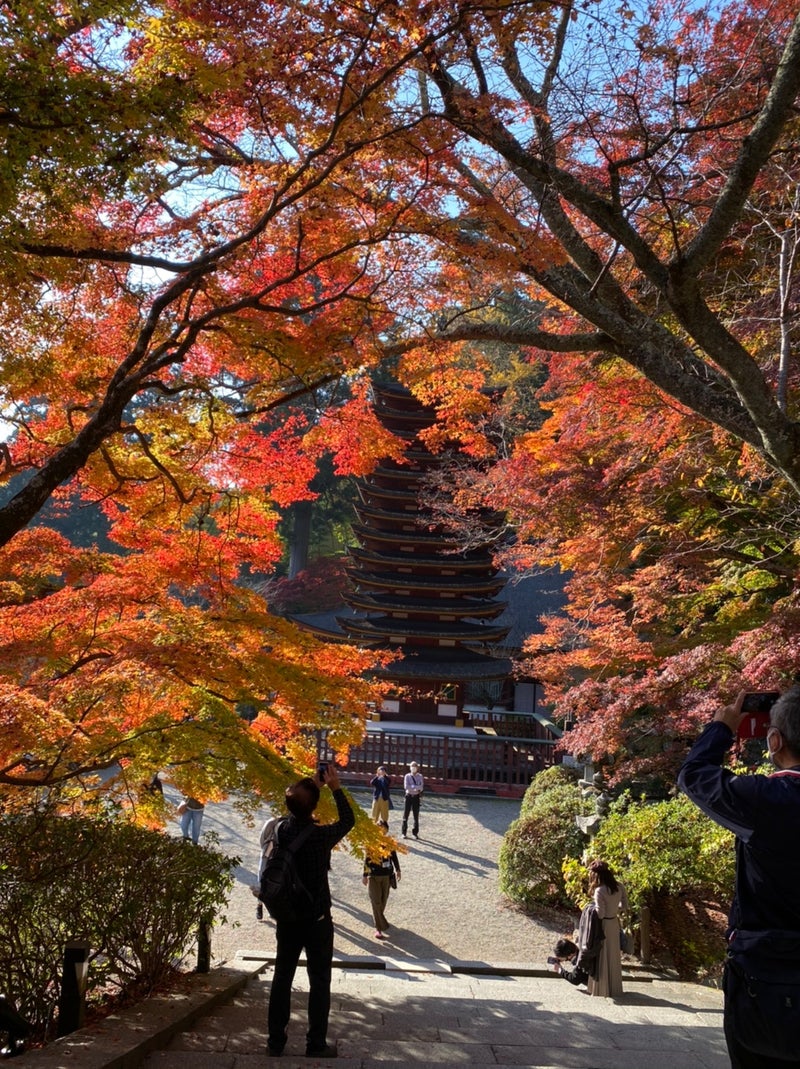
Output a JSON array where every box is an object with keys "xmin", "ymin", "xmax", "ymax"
[
  {"xmin": 678, "ymin": 721, "xmax": 800, "ymax": 933},
  {"xmin": 370, "ymin": 775, "xmax": 391, "ymax": 801}
]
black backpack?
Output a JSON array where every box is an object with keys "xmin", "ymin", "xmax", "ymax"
[{"xmin": 258, "ymin": 819, "xmax": 317, "ymax": 924}]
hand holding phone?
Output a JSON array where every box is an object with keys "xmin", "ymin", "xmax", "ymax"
[
  {"xmin": 737, "ymin": 691, "xmax": 780, "ymax": 739},
  {"xmin": 317, "ymin": 762, "xmax": 340, "ymax": 790}
]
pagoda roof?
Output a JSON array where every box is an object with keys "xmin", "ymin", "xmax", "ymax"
[
  {"xmin": 352, "ymin": 522, "xmax": 491, "ymax": 552},
  {"xmin": 373, "ymin": 382, "xmax": 432, "ymax": 407},
  {"xmin": 336, "ymin": 615, "xmax": 511, "ymax": 643},
  {"xmin": 343, "ymin": 590, "xmax": 508, "ymax": 618},
  {"xmin": 353, "ymin": 502, "xmax": 435, "ymax": 529},
  {"xmin": 290, "ymin": 611, "xmax": 512, "ymax": 680},
  {"xmin": 345, "ymin": 567, "xmax": 505, "ymax": 596},
  {"xmin": 290, "ymin": 568, "xmax": 566, "ymax": 663},
  {"xmin": 373, "ymin": 409, "xmax": 433, "ymax": 430},
  {"xmin": 370, "ymin": 424, "xmax": 425, "ymax": 443},
  {"xmin": 356, "ymin": 480, "xmax": 418, "ymax": 502},
  {"xmin": 366, "ymin": 465, "xmax": 431, "ymax": 483},
  {"xmin": 349, "ymin": 545, "xmax": 497, "ymax": 573},
  {"xmin": 377, "ymin": 449, "xmax": 439, "ymax": 467},
  {"xmin": 354, "ymin": 499, "xmax": 502, "ymax": 539},
  {"xmin": 373, "ymin": 381, "xmax": 503, "ymax": 406},
  {"xmin": 376, "ymin": 646, "xmax": 512, "ymax": 682}
]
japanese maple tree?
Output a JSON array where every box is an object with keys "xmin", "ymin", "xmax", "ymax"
[
  {"xmin": 387, "ymin": 0, "xmax": 800, "ymax": 494},
  {"xmin": 0, "ymin": 0, "xmax": 418, "ymax": 819},
  {"xmin": 3, "ymin": 0, "xmax": 800, "ymax": 801},
  {"xmin": 362, "ymin": 0, "xmax": 800, "ymax": 776}
]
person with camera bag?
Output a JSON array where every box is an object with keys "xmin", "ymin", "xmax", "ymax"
[
  {"xmin": 678, "ymin": 685, "xmax": 800, "ymax": 1069},
  {"xmin": 362, "ymin": 820, "xmax": 401, "ymax": 939},
  {"xmin": 265, "ymin": 765, "xmax": 354, "ymax": 1059}
]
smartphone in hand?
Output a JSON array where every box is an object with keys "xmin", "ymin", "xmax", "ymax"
[{"xmin": 737, "ymin": 692, "xmax": 780, "ymax": 739}]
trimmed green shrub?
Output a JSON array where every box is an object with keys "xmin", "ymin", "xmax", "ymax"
[
  {"xmin": 0, "ymin": 813, "xmax": 236, "ymax": 1038},
  {"xmin": 563, "ymin": 793, "xmax": 735, "ymax": 912},
  {"xmin": 499, "ymin": 777, "xmax": 593, "ymax": 907},
  {"xmin": 520, "ymin": 763, "xmax": 581, "ymax": 814}
]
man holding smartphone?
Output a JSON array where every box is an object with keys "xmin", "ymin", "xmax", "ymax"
[
  {"xmin": 678, "ymin": 685, "xmax": 800, "ymax": 1068},
  {"xmin": 266, "ymin": 764, "xmax": 354, "ymax": 1059}
]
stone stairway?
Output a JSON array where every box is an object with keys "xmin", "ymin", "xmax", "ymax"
[{"xmin": 141, "ymin": 959, "xmax": 728, "ymax": 1069}]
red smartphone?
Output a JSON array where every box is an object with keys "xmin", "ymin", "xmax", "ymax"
[{"xmin": 737, "ymin": 692, "xmax": 780, "ymax": 739}]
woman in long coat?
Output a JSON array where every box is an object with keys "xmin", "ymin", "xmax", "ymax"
[{"xmin": 587, "ymin": 859, "xmax": 628, "ymax": 997}]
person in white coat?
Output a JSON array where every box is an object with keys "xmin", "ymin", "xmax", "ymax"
[{"xmin": 587, "ymin": 859, "xmax": 628, "ymax": 997}]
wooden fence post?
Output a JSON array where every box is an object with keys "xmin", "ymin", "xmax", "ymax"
[
  {"xmin": 56, "ymin": 940, "xmax": 90, "ymax": 1037},
  {"xmin": 639, "ymin": 905, "xmax": 651, "ymax": 965}
]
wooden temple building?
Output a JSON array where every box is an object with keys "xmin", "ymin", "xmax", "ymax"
[
  {"xmin": 294, "ymin": 381, "xmax": 564, "ymax": 792},
  {"xmin": 340, "ymin": 382, "xmax": 513, "ymax": 726}
]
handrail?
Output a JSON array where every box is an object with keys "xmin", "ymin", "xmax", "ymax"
[{"xmin": 317, "ymin": 727, "xmax": 555, "ymax": 796}]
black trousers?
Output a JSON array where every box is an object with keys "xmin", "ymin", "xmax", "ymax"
[
  {"xmin": 268, "ymin": 913, "xmax": 334, "ymax": 1052},
  {"xmin": 401, "ymin": 794, "xmax": 420, "ymax": 835},
  {"xmin": 725, "ymin": 1014, "xmax": 800, "ymax": 1068}
]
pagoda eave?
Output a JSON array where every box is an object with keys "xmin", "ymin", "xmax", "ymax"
[
  {"xmin": 353, "ymin": 502, "xmax": 431, "ymax": 528},
  {"xmin": 344, "ymin": 591, "xmax": 508, "ymax": 618},
  {"xmin": 337, "ymin": 616, "xmax": 511, "ymax": 643},
  {"xmin": 345, "ymin": 568, "xmax": 506, "ymax": 596},
  {"xmin": 351, "ymin": 524, "xmax": 489, "ymax": 553},
  {"xmin": 376, "ymin": 649, "xmax": 513, "ymax": 682},
  {"xmin": 349, "ymin": 546, "xmax": 498, "ymax": 574},
  {"xmin": 356, "ymin": 482, "xmax": 419, "ymax": 506}
]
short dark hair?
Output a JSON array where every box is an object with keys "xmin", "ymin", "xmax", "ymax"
[
  {"xmin": 554, "ymin": 938, "xmax": 578, "ymax": 960},
  {"xmin": 771, "ymin": 685, "xmax": 800, "ymax": 757},
  {"xmin": 285, "ymin": 777, "xmax": 319, "ymax": 818}
]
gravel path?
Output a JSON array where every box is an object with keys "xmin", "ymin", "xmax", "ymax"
[{"xmin": 183, "ymin": 787, "xmax": 572, "ymax": 969}]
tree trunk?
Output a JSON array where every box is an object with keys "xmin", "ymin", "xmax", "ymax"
[{"xmin": 287, "ymin": 500, "xmax": 313, "ymax": 579}]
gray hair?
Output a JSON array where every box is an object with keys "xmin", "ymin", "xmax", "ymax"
[{"xmin": 770, "ymin": 685, "xmax": 800, "ymax": 757}]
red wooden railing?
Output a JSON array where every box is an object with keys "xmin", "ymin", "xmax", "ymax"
[{"xmin": 317, "ymin": 729, "xmax": 556, "ymax": 798}]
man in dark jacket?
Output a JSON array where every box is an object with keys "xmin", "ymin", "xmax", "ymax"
[
  {"xmin": 266, "ymin": 765, "xmax": 354, "ymax": 1059},
  {"xmin": 678, "ymin": 685, "xmax": 800, "ymax": 1069}
]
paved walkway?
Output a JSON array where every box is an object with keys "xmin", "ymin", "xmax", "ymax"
[
  {"xmin": 140, "ymin": 962, "xmax": 727, "ymax": 1068},
  {"xmin": 198, "ymin": 787, "xmax": 574, "ymax": 967},
  {"xmin": 16, "ymin": 787, "xmax": 729, "ymax": 1068}
]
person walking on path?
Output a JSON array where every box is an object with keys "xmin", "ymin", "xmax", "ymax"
[
  {"xmin": 362, "ymin": 820, "xmax": 401, "ymax": 939},
  {"xmin": 266, "ymin": 764, "xmax": 354, "ymax": 1060},
  {"xmin": 401, "ymin": 761, "xmax": 424, "ymax": 839},
  {"xmin": 178, "ymin": 795, "xmax": 205, "ymax": 844},
  {"xmin": 369, "ymin": 766, "xmax": 392, "ymax": 824},
  {"xmin": 586, "ymin": 860, "xmax": 628, "ymax": 998},
  {"xmin": 678, "ymin": 685, "xmax": 800, "ymax": 1069}
]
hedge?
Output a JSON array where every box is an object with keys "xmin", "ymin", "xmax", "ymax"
[
  {"xmin": 563, "ymin": 793, "xmax": 735, "ymax": 912},
  {"xmin": 499, "ymin": 772, "xmax": 592, "ymax": 907},
  {"xmin": 0, "ymin": 813, "xmax": 236, "ymax": 1039}
]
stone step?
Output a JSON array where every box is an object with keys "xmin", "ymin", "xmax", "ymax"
[{"xmin": 141, "ymin": 963, "xmax": 728, "ymax": 1069}]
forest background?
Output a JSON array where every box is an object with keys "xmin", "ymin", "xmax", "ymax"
[{"xmin": 1, "ymin": 0, "xmax": 799, "ymax": 839}]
